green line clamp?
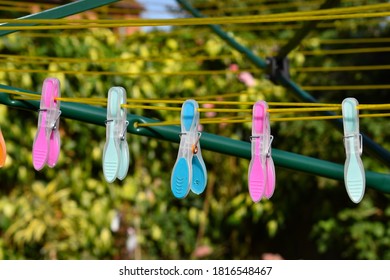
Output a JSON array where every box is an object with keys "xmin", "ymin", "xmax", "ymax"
[{"xmin": 265, "ymin": 56, "xmax": 290, "ymax": 84}]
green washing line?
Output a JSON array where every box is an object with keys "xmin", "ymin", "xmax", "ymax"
[
  {"xmin": 0, "ymin": 0, "xmax": 120, "ymax": 37},
  {"xmin": 176, "ymin": 0, "xmax": 390, "ymax": 168},
  {"xmin": 0, "ymin": 85, "xmax": 389, "ymax": 193}
]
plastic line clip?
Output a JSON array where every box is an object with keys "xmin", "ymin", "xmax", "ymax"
[
  {"xmin": 248, "ymin": 101, "xmax": 276, "ymax": 202},
  {"xmin": 342, "ymin": 97, "xmax": 365, "ymax": 203},
  {"xmin": 171, "ymin": 99, "xmax": 207, "ymax": 199},
  {"xmin": 32, "ymin": 78, "xmax": 61, "ymax": 171},
  {"xmin": 102, "ymin": 87, "xmax": 130, "ymax": 183},
  {"xmin": 266, "ymin": 56, "xmax": 290, "ymax": 84}
]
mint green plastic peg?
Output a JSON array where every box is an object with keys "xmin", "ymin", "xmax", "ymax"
[
  {"xmin": 103, "ymin": 87, "xmax": 129, "ymax": 183},
  {"xmin": 342, "ymin": 98, "xmax": 365, "ymax": 203}
]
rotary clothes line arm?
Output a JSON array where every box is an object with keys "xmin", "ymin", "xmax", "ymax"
[{"xmin": 176, "ymin": 0, "xmax": 390, "ymax": 168}]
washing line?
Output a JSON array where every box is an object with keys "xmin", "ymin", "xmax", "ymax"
[
  {"xmin": 1, "ymin": 67, "xmax": 389, "ymax": 90},
  {"xmin": 0, "ymin": 4, "xmax": 388, "ymax": 30},
  {"xmin": 0, "ymin": 67, "xmax": 259, "ymax": 76},
  {"xmin": 301, "ymin": 84, "xmax": 390, "ymax": 91},
  {"xmin": 195, "ymin": 0, "xmax": 323, "ymax": 15},
  {"xmin": 295, "ymin": 65, "xmax": 390, "ymax": 72},
  {"xmin": 2, "ymin": 2, "xmax": 389, "ymax": 23},
  {"xmin": 0, "ymin": 11, "xmax": 386, "ymax": 29},
  {"xmin": 14, "ymin": 21, "xmax": 385, "ymax": 39},
  {"xmin": 134, "ymin": 113, "xmax": 390, "ymax": 127},
  {"xmin": 13, "ymin": 27, "xmax": 390, "ymax": 47},
  {"xmin": 224, "ymin": 19, "xmax": 382, "ymax": 32},
  {"xmin": 200, "ymin": 0, "xmax": 321, "ymax": 9},
  {"xmin": 299, "ymin": 46, "xmax": 390, "ymax": 55},
  {"xmin": 196, "ymin": 0, "xmax": 376, "ymax": 15},
  {"xmin": 6, "ymin": 88, "xmax": 390, "ymax": 118},
  {"xmin": 191, "ymin": 0, "xmax": 355, "ymax": 8},
  {"xmin": 0, "ymin": 54, "xmax": 236, "ymax": 64},
  {"xmin": 318, "ymin": 37, "xmax": 390, "ymax": 44},
  {"xmin": 2, "ymin": 54, "xmax": 390, "ymax": 73}
]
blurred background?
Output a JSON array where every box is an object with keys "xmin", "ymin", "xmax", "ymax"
[{"xmin": 0, "ymin": 0, "xmax": 389, "ymax": 260}]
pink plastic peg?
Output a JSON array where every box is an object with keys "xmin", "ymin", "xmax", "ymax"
[
  {"xmin": 32, "ymin": 78, "xmax": 61, "ymax": 171},
  {"xmin": 248, "ymin": 101, "xmax": 275, "ymax": 202},
  {"xmin": 0, "ymin": 128, "xmax": 6, "ymax": 168}
]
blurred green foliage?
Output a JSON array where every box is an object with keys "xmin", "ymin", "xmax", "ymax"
[{"xmin": 0, "ymin": 0, "xmax": 390, "ymax": 260}]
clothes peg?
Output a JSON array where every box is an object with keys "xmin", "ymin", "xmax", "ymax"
[
  {"xmin": 171, "ymin": 99, "xmax": 207, "ymax": 199},
  {"xmin": 103, "ymin": 87, "xmax": 129, "ymax": 183},
  {"xmin": 342, "ymin": 97, "xmax": 365, "ymax": 203},
  {"xmin": 248, "ymin": 101, "xmax": 276, "ymax": 202},
  {"xmin": 0, "ymin": 128, "xmax": 6, "ymax": 168},
  {"xmin": 32, "ymin": 78, "xmax": 61, "ymax": 171}
]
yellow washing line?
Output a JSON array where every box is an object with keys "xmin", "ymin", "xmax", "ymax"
[
  {"xmin": 2, "ymin": 59, "xmax": 390, "ymax": 75},
  {"xmin": 2, "ymin": 67, "xmax": 390, "ymax": 91},
  {"xmin": 135, "ymin": 113, "xmax": 390, "ymax": 127},
  {"xmin": 1, "ymin": 90, "xmax": 251, "ymax": 103},
  {"xmin": 46, "ymin": 98, "xmax": 390, "ymax": 111},
  {"xmin": 10, "ymin": 95, "xmax": 390, "ymax": 110},
  {"xmin": 6, "ymin": 90, "xmax": 390, "ymax": 112},
  {"xmin": 2, "ymin": 53, "xmax": 390, "ymax": 74},
  {"xmin": 0, "ymin": 12, "xmax": 386, "ymax": 29},
  {"xmin": 0, "ymin": 54, "xmax": 237, "ymax": 64},
  {"xmin": 192, "ymin": 0, "xmax": 286, "ymax": 8},
  {"xmin": 0, "ymin": 67, "xmax": 260, "ymax": 76},
  {"xmin": 168, "ymin": 2, "xmax": 390, "ymax": 19},
  {"xmin": 8, "ymin": 97, "xmax": 343, "ymax": 114},
  {"xmin": 2, "ymin": 2, "xmax": 389, "ymax": 24},
  {"xmin": 6, "ymin": 91, "xmax": 390, "ymax": 126},
  {"xmin": 200, "ymin": 0, "xmax": 323, "ymax": 15},
  {"xmin": 225, "ymin": 18, "xmax": 380, "ymax": 32},
  {"xmin": 201, "ymin": 0, "xmax": 386, "ymax": 15},
  {"xmin": 9, "ymin": 59, "xmax": 389, "ymax": 73},
  {"xmin": 17, "ymin": 95, "xmax": 342, "ymax": 109},
  {"xmin": 294, "ymin": 65, "xmax": 390, "ymax": 72},
  {"xmin": 0, "ymin": 88, "xmax": 39, "ymax": 98},
  {"xmin": 318, "ymin": 37, "xmax": 390, "ymax": 45},
  {"xmin": 118, "ymin": 104, "xmax": 390, "ymax": 114},
  {"xmin": 3, "ymin": 52, "xmax": 390, "ymax": 72},
  {"xmin": 5, "ymin": 89, "xmax": 390, "ymax": 110},
  {"xmin": 13, "ymin": 25, "xmax": 385, "ymax": 45},
  {"xmin": 248, "ymin": 36, "xmax": 390, "ymax": 46},
  {"xmin": 55, "ymin": 96, "xmax": 343, "ymax": 107},
  {"xmin": 125, "ymin": 99, "xmax": 342, "ymax": 107},
  {"xmin": 191, "ymin": 0, "xmax": 363, "ymax": 8},
  {"xmin": 120, "ymin": 105, "xmax": 344, "ymax": 113},
  {"xmin": 193, "ymin": 0, "xmax": 380, "ymax": 11},
  {"xmin": 357, "ymin": 104, "xmax": 390, "ymax": 110},
  {"xmin": 301, "ymin": 84, "xmax": 390, "ymax": 91},
  {"xmin": 299, "ymin": 46, "xmax": 390, "ymax": 55},
  {"xmin": 0, "ymin": 11, "xmax": 388, "ymax": 29},
  {"xmin": 13, "ymin": 32, "xmax": 88, "ymax": 38}
]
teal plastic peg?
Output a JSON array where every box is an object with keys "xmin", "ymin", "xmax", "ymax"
[{"xmin": 342, "ymin": 98, "xmax": 365, "ymax": 203}]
